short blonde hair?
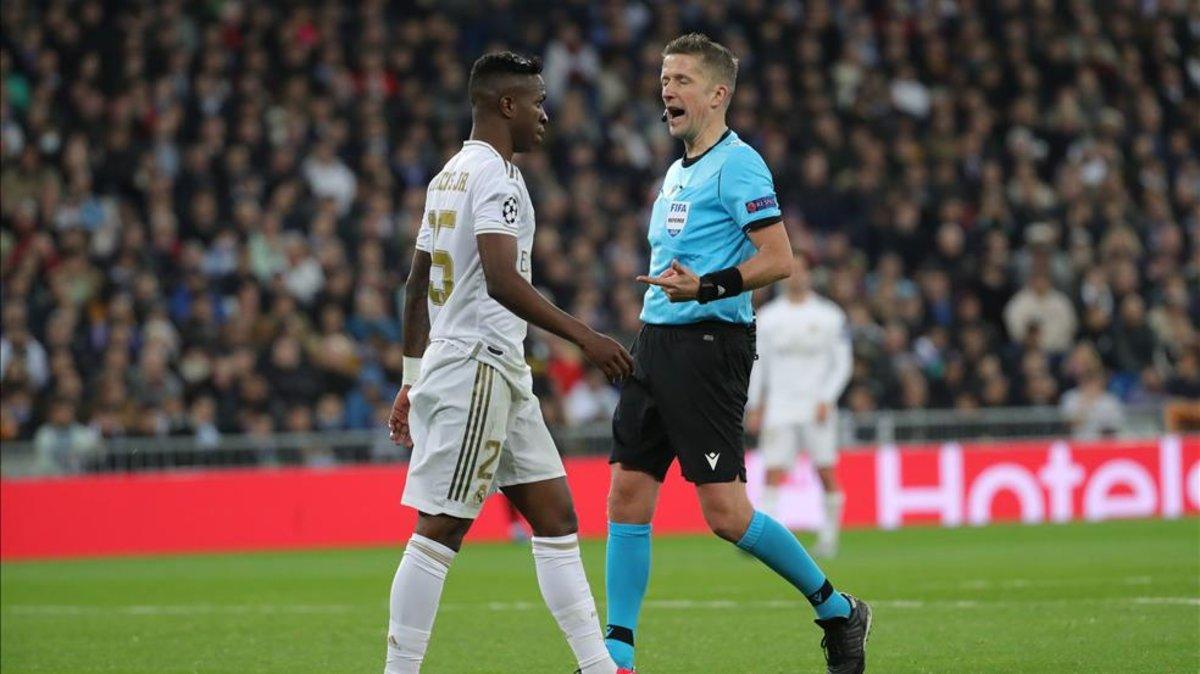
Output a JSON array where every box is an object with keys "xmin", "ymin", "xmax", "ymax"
[{"xmin": 662, "ymin": 33, "xmax": 738, "ymax": 90}]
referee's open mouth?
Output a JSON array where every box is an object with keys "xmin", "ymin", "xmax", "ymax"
[{"xmin": 665, "ymin": 106, "xmax": 686, "ymax": 126}]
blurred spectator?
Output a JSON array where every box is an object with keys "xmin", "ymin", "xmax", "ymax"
[
  {"xmin": 563, "ymin": 369, "xmax": 620, "ymax": 427},
  {"xmin": 129, "ymin": 345, "xmax": 184, "ymax": 406},
  {"xmin": 543, "ymin": 23, "xmax": 600, "ymax": 107},
  {"xmin": 0, "ymin": 388, "xmax": 35, "ymax": 440},
  {"xmin": 1004, "ymin": 272, "xmax": 1078, "ymax": 355},
  {"xmin": 265, "ymin": 336, "xmax": 322, "ymax": 410},
  {"xmin": 1165, "ymin": 348, "xmax": 1200, "ymax": 399},
  {"xmin": 303, "ymin": 143, "xmax": 357, "ymax": 216},
  {"xmin": 1060, "ymin": 346, "xmax": 1126, "ymax": 439},
  {"xmin": 1, "ymin": 304, "xmax": 49, "ymax": 390},
  {"xmin": 189, "ymin": 396, "xmax": 221, "ymax": 451},
  {"xmin": 281, "ymin": 233, "xmax": 325, "ymax": 305},
  {"xmin": 309, "ymin": 304, "xmax": 361, "ymax": 395},
  {"xmin": 347, "ymin": 287, "xmax": 401, "ymax": 343},
  {"xmin": 546, "ymin": 339, "xmax": 587, "ymax": 398},
  {"xmin": 1112, "ymin": 295, "xmax": 1160, "ymax": 374},
  {"xmin": 0, "ymin": 0, "xmax": 1195, "ymax": 460},
  {"xmin": 1060, "ymin": 372, "xmax": 1126, "ymax": 440},
  {"xmin": 33, "ymin": 397, "xmax": 99, "ymax": 474},
  {"xmin": 315, "ymin": 393, "xmax": 347, "ymax": 432},
  {"xmin": 284, "ymin": 404, "xmax": 336, "ymax": 467}
]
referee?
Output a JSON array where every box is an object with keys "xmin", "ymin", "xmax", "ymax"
[{"xmin": 603, "ymin": 34, "xmax": 872, "ymax": 674}]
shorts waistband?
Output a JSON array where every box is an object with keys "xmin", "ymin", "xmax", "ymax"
[{"xmin": 642, "ymin": 320, "xmax": 755, "ymax": 335}]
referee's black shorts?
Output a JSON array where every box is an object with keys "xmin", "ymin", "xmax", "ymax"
[{"xmin": 610, "ymin": 320, "xmax": 755, "ymax": 484}]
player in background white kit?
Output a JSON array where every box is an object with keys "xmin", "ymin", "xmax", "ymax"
[
  {"xmin": 746, "ymin": 251, "xmax": 852, "ymax": 558},
  {"xmin": 382, "ymin": 53, "xmax": 634, "ymax": 674}
]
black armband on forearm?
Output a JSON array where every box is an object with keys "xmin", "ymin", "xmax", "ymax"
[{"xmin": 697, "ymin": 266, "xmax": 744, "ymax": 304}]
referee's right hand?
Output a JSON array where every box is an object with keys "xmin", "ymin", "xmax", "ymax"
[{"xmin": 579, "ymin": 331, "xmax": 635, "ymax": 383}]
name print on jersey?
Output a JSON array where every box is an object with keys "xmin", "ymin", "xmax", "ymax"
[
  {"xmin": 430, "ymin": 170, "xmax": 470, "ymax": 192},
  {"xmin": 666, "ymin": 200, "xmax": 690, "ymax": 237}
]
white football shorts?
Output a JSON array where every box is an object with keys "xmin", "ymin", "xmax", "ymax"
[
  {"xmin": 402, "ymin": 341, "xmax": 565, "ymax": 519},
  {"xmin": 760, "ymin": 414, "xmax": 839, "ymax": 470}
]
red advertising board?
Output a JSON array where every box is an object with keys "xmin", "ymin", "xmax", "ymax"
[{"xmin": 2, "ymin": 436, "xmax": 1196, "ymax": 560}]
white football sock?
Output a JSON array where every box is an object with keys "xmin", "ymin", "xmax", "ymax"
[
  {"xmin": 761, "ymin": 484, "xmax": 781, "ymax": 520},
  {"xmin": 821, "ymin": 491, "xmax": 845, "ymax": 545},
  {"xmin": 531, "ymin": 534, "xmax": 616, "ymax": 674},
  {"xmin": 384, "ymin": 534, "xmax": 456, "ymax": 674}
]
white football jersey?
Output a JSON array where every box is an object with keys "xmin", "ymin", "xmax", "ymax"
[
  {"xmin": 748, "ymin": 293, "xmax": 852, "ymax": 425},
  {"xmin": 415, "ymin": 141, "xmax": 535, "ymax": 373}
]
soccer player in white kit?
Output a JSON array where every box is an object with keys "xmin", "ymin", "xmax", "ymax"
[
  {"xmin": 747, "ymin": 250, "xmax": 852, "ymax": 557},
  {"xmin": 382, "ymin": 52, "xmax": 634, "ymax": 674}
]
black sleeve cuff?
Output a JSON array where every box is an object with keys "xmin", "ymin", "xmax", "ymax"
[{"xmin": 742, "ymin": 215, "xmax": 783, "ymax": 233}]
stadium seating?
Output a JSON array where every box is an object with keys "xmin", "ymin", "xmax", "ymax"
[{"xmin": 0, "ymin": 0, "xmax": 1196, "ymax": 467}]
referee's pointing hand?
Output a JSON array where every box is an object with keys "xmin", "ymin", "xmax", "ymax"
[{"xmin": 637, "ymin": 259, "xmax": 700, "ymax": 302}]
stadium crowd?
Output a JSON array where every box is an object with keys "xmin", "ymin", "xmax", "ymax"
[{"xmin": 1, "ymin": 0, "xmax": 1198, "ymax": 470}]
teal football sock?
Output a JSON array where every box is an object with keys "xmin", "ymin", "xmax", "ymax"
[
  {"xmin": 736, "ymin": 510, "xmax": 851, "ymax": 619},
  {"xmin": 605, "ymin": 521, "xmax": 651, "ymax": 668}
]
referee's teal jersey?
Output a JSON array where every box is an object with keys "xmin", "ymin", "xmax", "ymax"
[{"xmin": 640, "ymin": 129, "xmax": 783, "ymax": 325}]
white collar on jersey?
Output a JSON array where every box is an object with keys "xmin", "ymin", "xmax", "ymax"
[
  {"xmin": 463, "ymin": 140, "xmax": 514, "ymax": 177},
  {"xmin": 464, "ymin": 140, "xmax": 505, "ymax": 160}
]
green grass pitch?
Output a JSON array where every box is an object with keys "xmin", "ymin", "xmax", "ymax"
[{"xmin": 2, "ymin": 519, "xmax": 1197, "ymax": 673}]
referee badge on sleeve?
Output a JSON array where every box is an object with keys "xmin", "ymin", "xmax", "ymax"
[
  {"xmin": 745, "ymin": 195, "xmax": 777, "ymax": 213},
  {"xmin": 666, "ymin": 200, "xmax": 690, "ymax": 237}
]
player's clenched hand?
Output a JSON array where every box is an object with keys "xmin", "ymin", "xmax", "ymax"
[
  {"xmin": 636, "ymin": 259, "xmax": 700, "ymax": 302},
  {"xmin": 389, "ymin": 385, "xmax": 413, "ymax": 448},
  {"xmin": 579, "ymin": 331, "xmax": 635, "ymax": 382}
]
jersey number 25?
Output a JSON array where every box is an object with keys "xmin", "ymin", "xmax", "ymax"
[{"xmin": 427, "ymin": 209, "xmax": 456, "ymax": 305}]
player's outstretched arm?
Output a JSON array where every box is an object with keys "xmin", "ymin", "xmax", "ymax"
[
  {"xmin": 477, "ymin": 232, "xmax": 633, "ymax": 381},
  {"xmin": 389, "ymin": 249, "xmax": 432, "ymax": 448}
]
